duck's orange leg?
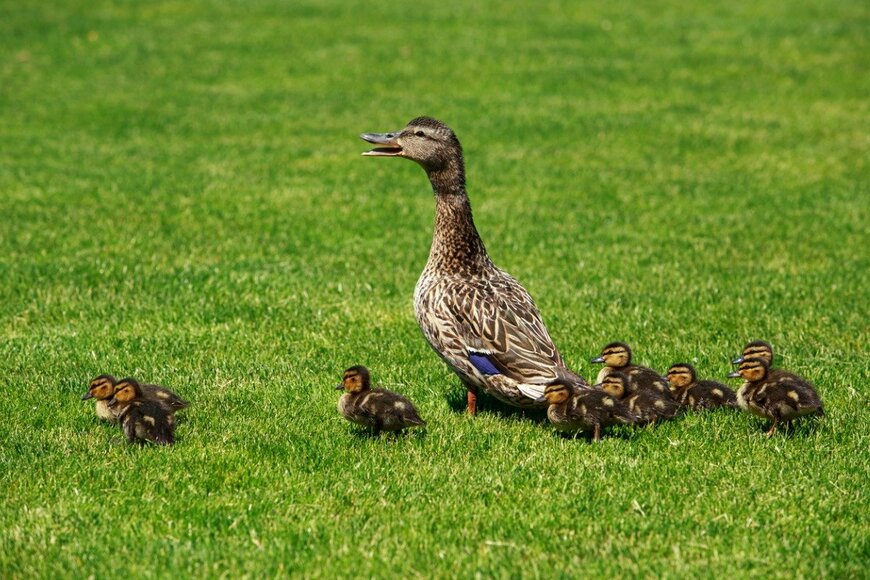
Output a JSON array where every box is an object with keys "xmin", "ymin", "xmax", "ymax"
[
  {"xmin": 467, "ymin": 388, "xmax": 477, "ymax": 416},
  {"xmin": 765, "ymin": 417, "xmax": 779, "ymax": 437}
]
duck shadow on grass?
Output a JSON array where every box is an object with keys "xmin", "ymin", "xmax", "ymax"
[
  {"xmin": 445, "ymin": 388, "xmax": 549, "ymax": 425},
  {"xmin": 347, "ymin": 427, "xmax": 428, "ymax": 441}
]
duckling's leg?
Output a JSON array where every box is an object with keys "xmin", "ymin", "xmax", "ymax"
[
  {"xmin": 593, "ymin": 424, "xmax": 601, "ymax": 442},
  {"xmin": 372, "ymin": 420, "xmax": 383, "ymax": 437},
  {"xmin": 765, "ymin": 417, "xmax": 779, "ymax": 437},
  {"xmin": 466, "ymin": 387, "xmax": 477, "ymax": 416}
]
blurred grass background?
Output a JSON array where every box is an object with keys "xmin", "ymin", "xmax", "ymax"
[{"xmin": 0, "ymin": 0, "xmax": 867, "ymax": 576}]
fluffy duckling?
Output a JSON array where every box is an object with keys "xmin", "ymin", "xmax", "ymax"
[
  {"xmin": 666, "ymin": 363, "xmax": 737, "ymax": 411},
  {"xmin": 591, "ymin": 342, "xmax": 671, "ymax": 397},
  {"xmin": 108, "ymin": 378, "xmax": 177, "ymax": 445},
  {"xmin": 544, "ymin": 380, "xmax": 637, "ymax": 441},
  {"xmin": 81, "ymin": 374, "xmax": 188, "ymax": 420},
  {"xmin": 598, "ymin": 371, "xmax": 680, "ymax": 424},
  {"xmin": 336, "ymin": 366, "xmax": 425, "ymax": 435},
  {"xmin": 728, "ymin": 357, "xmax": 824, "ymax": 436},
  {"xmin": 82, "ymin": 374, "xmax": 121, "ymax": 422}
]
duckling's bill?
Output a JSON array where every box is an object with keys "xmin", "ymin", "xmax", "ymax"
[{"xmin": 360, "ymin": 132, "xmax": 403, "ymax": 156}]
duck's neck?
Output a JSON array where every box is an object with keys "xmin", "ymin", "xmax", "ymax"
[{"xmin": 425, "ymin": 165, "xmax": 492, "ymax": 273}]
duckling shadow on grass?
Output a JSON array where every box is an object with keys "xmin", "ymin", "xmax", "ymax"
[
  {"xmin": 348, "ymin": 427, "xmax": 428, "ymax": 441},
  {"xmin": 445, "ymin": 389, "xmax": 549, "ymax": 425}
]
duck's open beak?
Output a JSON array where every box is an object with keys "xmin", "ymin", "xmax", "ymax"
[
  {"xmin": 590, "ymin": 356, "xmax": 605, "ymax": 364},
  {"xmin": 731, "ymin": 356, "xmax": 744, "ymax": 365},
  {"xmin": 360, "ymin": 132, "xmax": 403, "ymax": 156},
  {"xmin": 335, "ymin": 383, "xmax": 345, "ymax": 391},
  {"xmin": 726, "ymin": 371, "xmax": 741, "ymax": 378},
  {"xmin": 81, "ymin": 392, "xmax": 93, "ymax": 400}
]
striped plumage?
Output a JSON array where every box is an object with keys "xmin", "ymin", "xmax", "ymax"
[
  {"xmin": 598, "ymin": 371, "xmax": 680, "ymax": 424},
  {"xmin": 591, "ymin": 342, "xmax": 671, "ymax": 397},
  {"xmin": 336, "ymin": 366, "xmax": 425, "ymax": 435},
  {"xmin": 108, "ymin": 379, "xmax": 176, "ymax": 445},
  {"xmin": 666, "ymin": 363, "xmax": 737, "ymax": 411},
  {"xmin": 362, "ymin": 117, "xmax": 586, "ymax": 413},
  {"xmin": 544, "ymin": 380, "xmax": 637, "ymax": 441},
  {"xmin": 81, "ymin": 375, "xmax": 189, "ymax": 422},
  {"xmin": 728, "ymin": 357, "xmax": 824, "ymax": 436}
]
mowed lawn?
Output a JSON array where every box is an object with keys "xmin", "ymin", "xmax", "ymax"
[{"xmin": 1, "ymin": 0, "xmax": 868, "ymax": 576}]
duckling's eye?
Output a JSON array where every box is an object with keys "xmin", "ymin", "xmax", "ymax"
[{"xmin": 415, "ymin": 130, "xmax": 426, "ymax": 137}]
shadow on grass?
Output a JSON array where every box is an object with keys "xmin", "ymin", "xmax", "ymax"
[
  {"xmin": 347, "ymin": 427, "xmax": 428, "ymax": 441},
  {"xmin": 445, "ymin": 386, "xmax": 549, "ymax": 425}
]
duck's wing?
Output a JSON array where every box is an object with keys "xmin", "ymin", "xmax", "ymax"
[{"xmin": 444, "ymin": 272, "xmax": 580, "ymax": 392}]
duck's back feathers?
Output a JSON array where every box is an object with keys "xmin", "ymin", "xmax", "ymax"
[
  {"xmin": 143, "ymin": 383, "xmax": 189, "ymax": 411},
  {"xmin": 678, "ymin": 380, "xmax": 738, "ymax": 410},
  {"xmin": 339, "ymin": 388, "xmax": 425, "ymax": 433},
  {"xmin": 119, "ymin": 400, "xmax": 176, "ymax": 445}
]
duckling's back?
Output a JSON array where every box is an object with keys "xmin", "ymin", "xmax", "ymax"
[
  {"xmin": 120, "ymin": 400, "xmax": 176, "ymax": 445},
  {"xmin": 754, "ymin": 371, "xmax": 823, "ymax": 420},
  {"xmin": 627, "ymin": 389, "xmax": 680, "ymax": 423},
  {"xmin": 143, "ymin": 383, "xmax": 189, "ymax": 411},
  {"xmin": 680, "ymin": 380, "xmax": 738, "ymax": 410},
  {"xmin": 340, "ymin": 388, "xmax": 425, "ymax": 432}
]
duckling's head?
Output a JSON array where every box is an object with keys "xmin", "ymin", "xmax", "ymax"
[
  {"xmin": 82, "ymin": 374, "xmax": 117, "ymax": 401},
  {"xmin": 727, "ymin": 357, "xmax": 769, "ymax": 382},
  {"xmin": 666, "ymin": 364, "xmax": 696, "ymax": 390},
  {"xmin": 590, "ymin": 342, "xmax": 632, "ymax": 368},
  {"xmin": 337, "ymin": 366, "xmax": 371, "ymax": 394},
  {"xmin": 732, "ymin": 340, "xmax": 774, "ymax": 366},
  {"xmin": 108, "ymin": 377, "xmax": 142, "ymax": 407},
  {"xmin": 543, "ymin": 382, "xmax": 572, "ymax": 405},
  {"xmin": 599, "ymin": 372, "xmax": 629, "ymax": 399},
  {"xmin": 361, "ymin": 117, "xmax": 464, "ymax": 176}
]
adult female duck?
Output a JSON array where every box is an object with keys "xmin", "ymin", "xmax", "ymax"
[{"xmin": 361, "ymin": 117, "xmax": 586, "ymax": 413}]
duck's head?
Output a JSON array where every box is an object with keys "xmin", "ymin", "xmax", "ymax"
[
  {"xmin": 82, "ymin": 374, "xmax": 117, "ymax": 401},
  {"xmin": 727, "ymin": 357, "xmax": 769, "ymax": 382},
  {"xmin": 598, "ymin": 372, "xmax": 629, "ymax": 399},
  {"xmin": 108, "ymin": 377, "xmax": 142, "ymax": 407},
  {"xmin": 336, "ymin": 366, "xmax": 371, "ymax": 394},
  {"xmin": 543, "ymin": 381, "xmax": 572, "ymax": 405},
  {"xmin": 590, "ymin": 342, "xmax": 632, "ymax": 368},
  {"xmin": 732, "ymin": 340, "xmax": 774, "ymax": 366},
  {"xmin": 666, "ymin": 363, "xmax": 696, "ymax": 390},
  {"xmin": 361, "ymin": 117, "xmax": 463, "ymax": 174}
]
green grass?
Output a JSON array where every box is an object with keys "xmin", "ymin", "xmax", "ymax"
[{"xmin": 1, "ymin": 0, "xmax": 868, "ymax": 576}]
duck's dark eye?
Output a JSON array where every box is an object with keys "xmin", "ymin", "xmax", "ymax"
[{"xmin": 415, "ymin": 131, "xmax": 426, "ymax": 137}]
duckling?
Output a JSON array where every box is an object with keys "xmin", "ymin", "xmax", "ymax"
[
  {"xmin": 107, "ymin": 378, "xmax": 176, "ymax": 445},
  {"xmin": 82, "ymin": 374, "xmax": 120, "ymax": 422},
  {"xmin": 544, "ymin": 380, "xmax": 637, "ymax": 441},
  {"xmin": 666, "ymin": 363, "xmax": 737, "ymax": 411},
  {"xmin": 727, "ymin": 357, "xmax": 824, "ymax": 436},
  {"xmin": 590, "ymin": 342, "xmax": 671, "ymax": 397},
  {"xmin": 336, "ymin": 366, "xmax": 425, "ymax": 435},
  {"xmin": 139, "ymin": 380, "xmax": 189, "ymax": 412},
  {"xmin": 598, "ymin": 371, "xmax": 680, "ymax": 424}
]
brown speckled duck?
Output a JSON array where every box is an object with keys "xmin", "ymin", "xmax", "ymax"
[
  {"xmin": 598, "ymin": 371, "xmax": 680, "ymax": 424},
  {"xmin": 544, "ymin": 379, "xmax": 637, "ymax": 441},
  {"xmin": 336, "ymin": 366, "xmax": 425, "ymax": 435},
  {"xmin": 108, "ymin": 378, "xmax": 177, "ymax": 445},
  {"xmin": 728, "ymin": 357, "xmax": 824, "ymax": 436},
  {"xmin": 666, "ymin": 363, "xmax": 737, "ymax": 411},
  {"xmin": 591, "ymin": 342, "xmax": 671, "ymax": 397},
  {"xmin": 361, "ymin": 118, "xmax": 587, "ymax": 414}
]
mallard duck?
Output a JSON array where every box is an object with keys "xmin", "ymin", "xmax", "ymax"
[
  {"xmin": 108, "ymin": 378, "xmax": 176, "ymax": 445},
  {"xmin": 336, "ymin": 366, "xmax": 426, "ymax": 435},
  {"xmin": 590, "ymin": 342, "xmax": 670, "ymax": 396},
  {"xmin": 82, "ymin": 374, "xmax": 120, "ymax": 422},
  {"xmin": 544, "ymin": 380, "xmax": 637, "ymax": 441},
  {"xmin": 361, "ymin": 117, "xmax": 587, "ymax": 414},
  {"xmin": 665, "ymin": 363, "xmax": 737, "ymax": 410},
  {"xmin": 727, "ymin": 357, "xmax": 824, "ymax": 436},
  {"xmin": 598, "ymin": 371, "xmax": 679, "ymax": 424}
]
